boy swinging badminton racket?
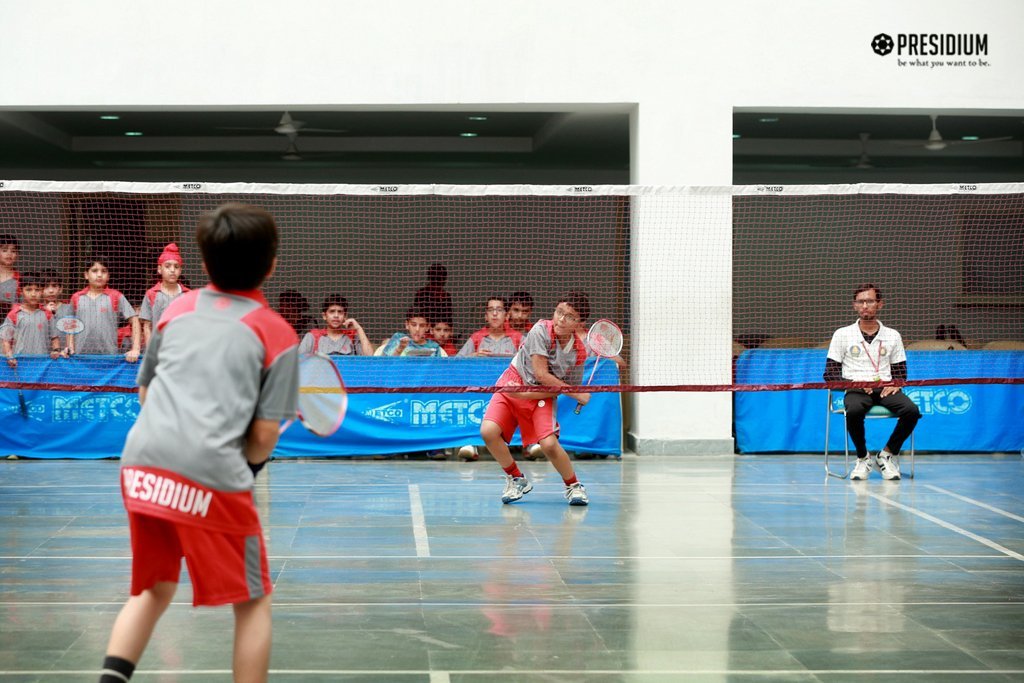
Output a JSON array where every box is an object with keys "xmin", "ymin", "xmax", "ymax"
[{"xmin": 479, "ymin": 291, "xmax": 593, "ymax": 506}]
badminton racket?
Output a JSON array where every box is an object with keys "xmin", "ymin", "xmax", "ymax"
[
  {"xmin": 574, "ymin": 319, "xmax": 623, "ymax": 414},
  {"xmin": 280, "ymin": 353, "xmax": 348, "ymax": 437},
  {"xmin": 55, "ymin": 316, "xmax": 85, "ymax": 335}
]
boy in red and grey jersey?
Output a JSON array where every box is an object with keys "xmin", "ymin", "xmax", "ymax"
[
  {"xmin": 139, "ymin": 242, "xmax": 190, "ymax": 348},
  {"xmin": 298, "ymin": 294, "xmax": 373, "ymax": 356},
  {"xmin": 0, "ymin": 233, "xmax": 19, "ymax": 319},
  {"xmin": 480, "ymin": 291, "xmax": 592, "ymax": 507},
  {"xmin": 456, "ymin": 296, "xmax": 523, "ymax": 357},
  {"xmin": 99, "ymin": 204, "xmax": 299, "ymax": 683},
  {"xmin": 1, "ymin": 272, "xmax": 61, "ymax": 365},
  {"xmin": 69, "ymin": 258, "xmax": 141, "ymax": 362}
]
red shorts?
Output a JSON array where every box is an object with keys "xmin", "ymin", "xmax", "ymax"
[
  {"xmin": 127, "ymin": 510, "xmax": 271, "ymax": 607},
  {"xmin": 483, "ymin": 367, "xmax": 559, "ymax": 445}
]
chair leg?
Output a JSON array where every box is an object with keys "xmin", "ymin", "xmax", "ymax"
[
  {"xmin": 907, "ymin": 431, "xmax": 915, "ymax": 479},
  {"xmin": 825, "ymin": 392, "xmax": 850, "ymax": 479}
]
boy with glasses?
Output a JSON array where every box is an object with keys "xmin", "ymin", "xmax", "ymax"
[
  {"xmin": 456, "ymin": 296, "xmax": 522, "ymax": 357},
  {"xmin": 480, "ymin": 291, "xmax": 592, "ymax": 505},
  {"xmin": 456, "ymin": 296, "xmax": 523, "ymax": 461},
  {"xmin": 824, "ymin": 283, "xmax": 920, "ymax": 481}
]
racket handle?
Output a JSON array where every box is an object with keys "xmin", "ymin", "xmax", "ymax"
[
  {"xmin": 18, "ymin": 392, "xmax": 27, "ymax": 418},
  {"xmin": 574, "ymin": 401, "xmax": 584, "ymax": 415}
]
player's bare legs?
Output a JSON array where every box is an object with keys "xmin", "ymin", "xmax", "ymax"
[
  {"xmin": 481, "ymin": 420, "xmax": 515, "ymax": 468},
  {"xmin": 538, "ymin": 434, "xmax": 576, "ymax": 481},
  {"xmin": 232, "ymin": 594, "xmax": 271, "ymax": 683},
  {"xmin": 104, "ymin": 581, "xmax": 177, "ymax": 663}
]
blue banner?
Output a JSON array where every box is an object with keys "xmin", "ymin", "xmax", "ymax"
[
  {"xmin": 0, "ymin": 356, "xmax": 621, "ymax": 459},
  {"xmin": 735, "ymin": 349, "xmax": 1024, "ymax": 453}
]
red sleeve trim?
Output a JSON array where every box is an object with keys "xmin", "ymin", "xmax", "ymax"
[
  {"xmin": 156, "ymin": 290, "xmax": 201, "ymax": 332},
  {"xmin": 308, "ymin": 329, "xmax": 328, "ymax": 353},
  {"xmin": 70, "ymin": 289, "xmax": 86, "ymax": 312},
  {"xmin": 470, "ymin": 328, "xmax": 489, "ymax": 351},
  {"xmin": 6, "ymin": 305, "xmax": 20, "ymax": 323},
  {"xmin": 241, "ymin": 308, "xmax": 300, "ymax": 368}
]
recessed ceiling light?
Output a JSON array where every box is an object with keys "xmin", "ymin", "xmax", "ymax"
[
  {"xmin": 732, "ymin": 133, "xmax": 741, "ymax": 139},
  {"xmin": 758, "ymin": 117, "xmax": 779, "ymax": 124},
  {"xmin": 467, "ymin": 116, "xmax": 488, "ymax": 121},
  {"xmin": 99, "ymin": 115, "xmax": 120, "ymax": 121},
  {"xmin": 961, "ymin": 135, "xmax": 979, "ymax": 141},
  {"xmin": 460, "ymin": 132, "xmax": 478, "ymax": 137},
  {"xmin": 124, "ymin": 131, "xmax": 143, "ymax": 137}
]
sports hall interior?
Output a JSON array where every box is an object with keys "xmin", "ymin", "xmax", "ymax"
[{"xmin": 1, "ymin": 2, "xmax": 1023, "ymax": 681}]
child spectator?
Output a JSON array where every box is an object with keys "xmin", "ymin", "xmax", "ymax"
[
  {"xmin": 508, "ymin": 291, "xmax": 541, "ymax": 459},
  {"xmin": 455, "ymin": 296, "xmax": 524, "ymax": 463},
  {"xmin": 480, "ymin": 291, "xmax": 592, "ymax": 506},
  {"xmin": 40, "ymin": 270, "xmax": 74, "ymax": 354},
  {"xmin": 69, "ymin": 257, "xmax": 141, "ymax": 362},
  {"xmin": 413, "ymin": 262, "xmax": 453, "ymax": 331},
  {"xmin": 40, "ymin": 270, "xmax": 70, "ymax": 316},
  {"xmin": 98, "ymin": 203, "xmax": 297, "ymax": 683},
  {"xmin": 507, "ymin": 290, "xmax": 534, "ymax": 334},
  {"xmin": 277, "ymin": 289, "xmax": 316, "ymax": 337},
  {"xmin": 140, "ymin": 243, "xmax": 190, "ymax": 347},
  {"xmin": 378, "ymin": 308, "xmax": 447, "ymax": 357},
  {"xmin": 456, "ymin": 296, "xmax": 523, "ymax": 357},
  {"xmin": 2, "ymin": 272, "xmax": 61, "ymax": 366},
  {"xmin": 0, "ymin": 234, "xmax": 20, "ymax": 317},
  {"xmin": 299, "ymin": 295, "xmax": 373, "ymax": 356},
  {"xmin": 431, "ymin": 318, "xmax": 457, "ymax": 357}
]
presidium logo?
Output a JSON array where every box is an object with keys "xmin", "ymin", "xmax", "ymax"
[{"xmin": 870, "ymin": 32, "xmax": 991, "ymax": 68}]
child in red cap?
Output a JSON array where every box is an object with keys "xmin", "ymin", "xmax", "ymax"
[{"xmin": 140, "ymin": 243, "xmax": 190, "ymax": 348}]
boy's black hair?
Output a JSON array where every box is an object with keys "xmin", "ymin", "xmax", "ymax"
[
  {"xmin": 278, "ymin": 289, "xmax": 308, "ymax": 309},
  {"xmin": 484, "ymin": 295, "xmax": 507, "ymax": 309},
  {"xmin": 432, "ymin": 318, "xmax": 453, "ymax": 328},
  {"xmin": 40, "ymin": 270, "xmax": 62, "ymax": 288},
  {"xmin": 426, "ymin": 262, "xmax": 447, "ymax": 286},
  {"xmin": 82, "ymin": 256, "xmax": 109, "ymax": 272},
  {"xmin": 0, "ymin": 234, "xmax": 19, "ymax": 250},
  {"xmin": 19, "ymin": 271, "xmax": 42, "ymax": 289},
  {"xmin": 558, "ymin": 290, "xmax": 590, "ymax": 323},
  {"xmin": 406, "ymin": 307, "xmax": 430, "ymax": 323},
  {"xmin": 508, "ymin": 290, "xmax": 534, "ymax": 308},
  {"xmin": 853, "ymin": 283, "xmax": 882, "ymax": 300},
  {"xmin": 322, "ymin": 294, "xmax": 349, "ymax": 312},
  {"xmin": 196, "ymin": 203, "xmax": 278, "ymax": 291}
]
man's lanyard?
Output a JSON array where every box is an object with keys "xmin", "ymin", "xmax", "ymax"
[{"xmin": 860, "ymin": 341, "xmax": 882, "ymax": 381}]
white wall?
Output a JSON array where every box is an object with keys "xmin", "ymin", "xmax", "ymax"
[{"xmin": 2, "ymin": 0, "xmax": 1023, "ymax": 454}]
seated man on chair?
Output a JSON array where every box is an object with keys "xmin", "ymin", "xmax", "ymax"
[{"xmin": 824, "ymin": 283, "xmax": 921, "ymax": 481}]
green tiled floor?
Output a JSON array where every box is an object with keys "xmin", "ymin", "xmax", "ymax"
[{"xmin": 1, "ymin": 455, "xmax": 1022, "ymax": 681}]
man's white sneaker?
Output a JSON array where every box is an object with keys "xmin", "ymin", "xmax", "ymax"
[
  {"xmin": 564, "ymin": 482, "xmax": 589, "ymax": 506},
  {"xmin": 875, "ymin": 451, "xmax": 901, "ymax": 481},
  {"xmin": 524, "ymin": 444, "xmax": 544, "ymax": 460},
  {"xmin": 501, "ymin": 475, "xmax": 533, "ymax": 503},
  {"xmin": 458, "ymin": 445, "xmax": 479, "ymax": 461},
  {"xmin": 850, "ymin": 458, "xmax": 872, "ymax": 481}
]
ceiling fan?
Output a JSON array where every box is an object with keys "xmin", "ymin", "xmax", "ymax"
[
  {"xmin": 896, "ymin": 114, "xmax": 1011, "ymax": 151},
  {"xmin": 217, "ymin": 111, "xmax": 348, "ymax": 137},
  {"xmin": 217, "ymin": 111, "xmax": 348, "ymax": 160}
]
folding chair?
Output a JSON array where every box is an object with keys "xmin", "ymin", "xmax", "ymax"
[{"xmin": 824, "ymin": 388, "xmax": 915, "ymax": 479}]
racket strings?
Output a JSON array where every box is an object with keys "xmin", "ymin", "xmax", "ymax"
[
  {"xmin": 587, "ymin": 321, "xmax": 623, "ymax": 357},
  {"xmin": 296, "ymin": 354, "xmax": 347, "ymax": 436}
]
